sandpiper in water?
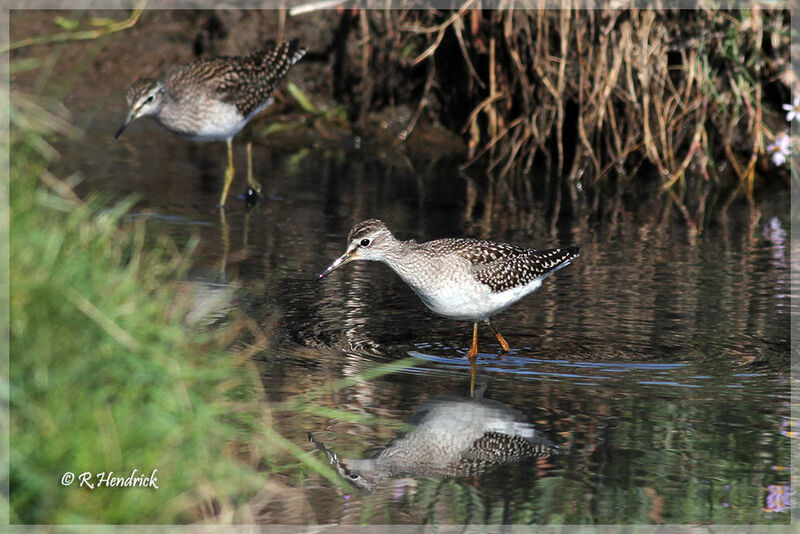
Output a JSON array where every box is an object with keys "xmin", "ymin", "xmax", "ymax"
[{"xmin": 320, "ymin": 219, "xmax": 579, "ymax": 359}]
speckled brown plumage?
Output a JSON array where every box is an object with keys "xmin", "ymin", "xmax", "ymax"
[
  {"xmin": 406, "ymin": 431, "xmax": 566, "ymax": 478},
  {"xmin": 125, "ymin": 78, "xmax": 158, "ymax": 105},
  {"xmin": 163, "ymin": 40, "xmax": 306, "ymax": 117},
  {"xmin": 468, "ymin": 244, "xmax": 580, "ymax": 292}
]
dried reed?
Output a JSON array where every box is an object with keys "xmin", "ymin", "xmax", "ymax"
[{"xmin": 329, "ymin": 5, "xmax": 791, "ymax": 213}]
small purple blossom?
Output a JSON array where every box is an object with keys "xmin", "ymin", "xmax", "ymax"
[
  {"xmin": 763, "ymin": 484, "xmax": 792, "ymax": 513},
  {"xmin": 782, "ymin": 97, "xmax": 800, "ymax": 122},
  {"xmin": 393, "ymin": 482, "xmax": 409, "ymax": 500},
  {"xmin": 766, "ymin": 131, "xmax": 791, "ymax": 166},
  {"xmin": 762, "ymin": 217, "xmax": 786, "ymax": 245}
]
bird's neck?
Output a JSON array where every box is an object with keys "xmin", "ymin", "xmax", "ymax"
[
  {"xmin": 378, "ymin": 239, "xmax": 416, "ymax": 271},
  {"xmin": 378, "ymin": 240, "xmax": 433, "ymax": 294}
]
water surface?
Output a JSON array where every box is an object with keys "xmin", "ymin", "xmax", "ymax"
[{"xmin": 64, "ymin": 114, "xmax": 792, "ymax": 524}]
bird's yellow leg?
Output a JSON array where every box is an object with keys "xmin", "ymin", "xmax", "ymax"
[
  {"xmin": 466, "ymin": 322, "xmax": 479, "ymax": 360},
  {"xmin": 245, "ymin": 140, "xmax": 261, "ymax": 193},
  {"xmin": 487, "ymin": 321, "xmax": 511, "ymax": 352},
  {"xmin": 219, "ymin": 138, "xmax": 235, "ymax": 207}
]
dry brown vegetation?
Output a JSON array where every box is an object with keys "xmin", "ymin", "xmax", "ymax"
[{"xmin": 327, "ymin": 6, "xmax": 792, "ymax": 211}]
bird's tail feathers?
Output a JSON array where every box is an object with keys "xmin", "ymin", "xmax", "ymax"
[{"xmin": 252, "ymin": 39, "xmax": 306, "ymax": 81}]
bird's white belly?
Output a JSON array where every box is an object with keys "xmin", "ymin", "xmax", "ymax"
[
  {"xmin": 406, "ymin": 272, "xmax": 543, "ymax": 322},
  {"xmin": 161, "ymin": 98, "xmax": 271, "ymax": 142},
  {"xmin": 189, "ymin": 100, "xmax": 248, "ymax": 141},
  {"xmin": 416, "ymin": 284, "xmax": 488, "ymax": 321}
]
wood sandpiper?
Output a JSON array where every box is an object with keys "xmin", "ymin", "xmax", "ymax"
[
  {"xmin": 319, "ymin": 219, "xmax": 579, "ymax": 359},
  {"xmin": 113, "ymin": 40, "xmax": 306, "ymax": 207}
]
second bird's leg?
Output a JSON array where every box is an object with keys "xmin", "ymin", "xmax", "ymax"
[
  {"xmin": 219, "ymin": 138, "xmax": 235, "ymax": 207},
  {"xmin": 466, "ymin": 322, "xmax": 479, "ymax": 360},
  {"xmin": 486, "ymin": 320, "xmax": 511, "ymax": 352}
]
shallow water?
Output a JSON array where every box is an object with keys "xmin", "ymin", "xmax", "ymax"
[{"xmin": 66, "ymin": 115, "xmax": 792, "ymax": 524}]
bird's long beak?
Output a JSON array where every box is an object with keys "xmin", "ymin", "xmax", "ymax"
[
  {"xmin": 112, "ymin": 111, "xmax": 135, "ymax": 141},
  {"xmin": 319, "ymin": 251, "xmax": 356, "ymax": 279}
]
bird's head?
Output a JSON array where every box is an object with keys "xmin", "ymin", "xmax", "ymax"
[
  {"xmin": 113, "ymin": 78, "xmax": 165, "ymax": 140},
  {"xmin": 319, "ymin": 219, "xmax": 396, "ymax": 278}
]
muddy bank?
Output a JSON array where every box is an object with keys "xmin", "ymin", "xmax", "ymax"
[{"xmin": 9, "ymin": 8, "xmax": 791, "ymax": 226}]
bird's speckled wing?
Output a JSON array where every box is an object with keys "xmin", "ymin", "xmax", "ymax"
[
  {"xmin": 420, "ymin": 238, "xmax": 579, "ymax": 293},
  {"xmin": 470, "ymin": 247, "xmax": 580, "ymax": 292},
  {"xmin": 165, "ymin": 40, "xmax": 305, "ymax": 117},
  {"xmin": 419, "ymin": 238, "xmax": 532, "ymax": 264}
]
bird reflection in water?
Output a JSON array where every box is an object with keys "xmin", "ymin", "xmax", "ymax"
[{"xmin": 309, "ymin": 392, "xmax": 567, "ymax": 493}]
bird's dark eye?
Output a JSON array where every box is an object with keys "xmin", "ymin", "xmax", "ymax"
[
  {"xmin": 350, "ymin": 474, "xmax": 359, "ymax": 479},
  {"xmin": 360, "ymin": 238, "xmax": 370, "ymax": 247},
  {"xmin": 146, "ymin": 95, "xmax": 154, "ymax": 103}
]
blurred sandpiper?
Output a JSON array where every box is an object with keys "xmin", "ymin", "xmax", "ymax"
[{"xmin": 114, "ymin": 40, "xmax": 306, "ymax": 207}]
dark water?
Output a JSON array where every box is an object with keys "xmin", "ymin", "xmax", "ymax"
[{"xmin": 67, "ymin": 116, "xmax": 792, "ymax": 524}]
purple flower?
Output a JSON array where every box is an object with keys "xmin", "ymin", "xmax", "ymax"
[
  {"xmin": 782, "ymin": 97, "xmax": 800, "ymax": 122},
  {"xmin": 766, "ymin": 131, "xmax": 791, "ymax": 166},
  {"xmin": 763, "ymin": 484, "xmax": 792, "ymax": 513}
]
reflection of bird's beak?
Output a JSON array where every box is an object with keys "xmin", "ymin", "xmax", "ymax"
[
  {"xmin": 112, "ymin": 111, "xmax": 135, "ymax": 141},
  {"xmin": 308, "ymin": 432, "xmax": 340, "ymax": 465},
  {"xmin": 318, "ymin": 251, "xmax": 356, "ymax": 279}
]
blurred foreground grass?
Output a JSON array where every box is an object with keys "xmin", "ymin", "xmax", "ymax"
[
  {"xmin": 8, "ymin": 93, "xmax": 274, "ymax": 522},
  {"xmin": 7, "ymin": 91, "xmax": 415, "ymax": 522},
  {"xmin": 10, "ymin": 80, "xmax": 413, "ymax": 521}
]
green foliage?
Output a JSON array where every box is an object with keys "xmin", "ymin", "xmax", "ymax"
[
  {"xmin": 7, "ymin": 102, "xmax": 424, "ymax": 520},
  {"xmin": 53, "ymin": 17, "xmax": 79, "ymax": 31},
  {"xmin": 286, "ymin": 81, "xmax": 318, "ymax": 114},
  {"xmin": 2, "ymin": 9, "xmax": 144, "ymax": 54},
  {"xmin": 8, "ymin": 101, "xmax": 270, "ymax": 523}
]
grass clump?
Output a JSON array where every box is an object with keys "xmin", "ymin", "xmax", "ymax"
[{"xmin": 8, "ymin": 94, "xmax": 271, "ymax": 523}]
